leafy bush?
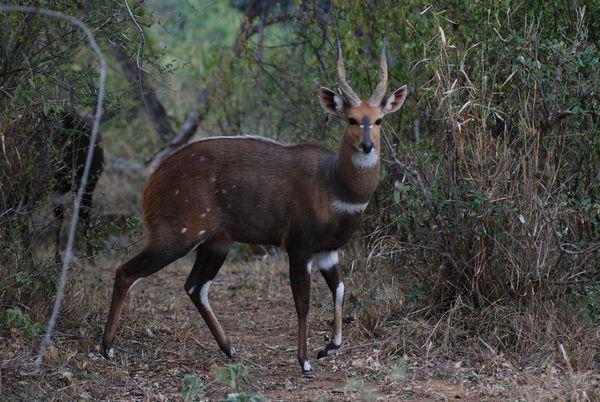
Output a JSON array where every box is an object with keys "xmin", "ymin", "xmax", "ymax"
[{"xmin": 366, "ymin": 2, "xmax": 600, "ymax": 365}]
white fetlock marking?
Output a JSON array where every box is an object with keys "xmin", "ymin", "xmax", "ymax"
[
  {"xmin": 333, "ymin": 282, "xmax": 345, "ymax": 346},
  {"xmin": 107, "ymin": 348, "xmax": 114, "ymax": 359},
  {"xmin": 230, "ymin": 346, "xmax": 236, "ymax": 355},
  {"xmin": 303, "ymin": 361, "xmax": 312, "ymax": 372},
  {"xmin": 333, "ymin": 334, "xmax": 342, "ymax": 347},
  {"xmin": 335, "ymin": 282, "xmax": 345, "ymax": 307},
  {"xmin": 200, "ymin": 280, "xmax": 213, "ymax": 312},
  {"xmin": 306, "ymin": 261, "xmax": 313, "ymax": 275},
  {"xmin": 314, "ymin": 251, "xmax": 339, "ymax": 271}
]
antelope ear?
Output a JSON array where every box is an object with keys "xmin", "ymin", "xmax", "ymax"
[
  {"xmin": 319, "ymin": 87, "xmax": 344, "ymax": 116},
  {"xmin": 382, "ymin": 85, "xmax": 407, "ymax": 115}
]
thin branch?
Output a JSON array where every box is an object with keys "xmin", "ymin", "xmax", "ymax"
[
  {"xmin": 147, "ymin": 89, "xmax": 211, "ymax": 170},
  {"xmin": 0, "ymin": 5, "xmax": 107, "ymax": 369}
]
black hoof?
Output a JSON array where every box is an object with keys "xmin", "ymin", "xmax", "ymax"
[
  {"xmin": 317, "ymin": 349, "xmax": 328, "ymax": 359},
  {"xmin": 223, "ymin": 345, "xmax": 237, "ymax": 359},
  {"xmin": 317, "ymin": 342, "xmax": 340, "ymax": 359},
  {"xmin": 303, "ymin": 369, "xmax": 315, "ymax": 379},
  {"xmin": 103, "ymin": 346, "xmax": 115, "ymax": 359}
]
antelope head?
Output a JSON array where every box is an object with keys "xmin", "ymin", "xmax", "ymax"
[{"xmin": 319, "ymin": 38, "xmax": 407, "ymax": 163}]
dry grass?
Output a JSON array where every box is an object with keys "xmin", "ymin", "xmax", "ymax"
[{"xmin": 2, "ymin": 243, "xmax": 598, "ymax": 400}]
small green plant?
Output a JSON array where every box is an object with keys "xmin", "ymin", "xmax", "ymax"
[
  {"xmin": 1, "ymin": 307, "xmax": 44, "ymax": 337},
  {"xmin": 180, "ymin": 373, "xmax": 205, "ymax": 401},
  {"xmin": 343, "ymin": 379, "xmax": 378, "ymax": 401},
  {"xmin": 213, "ymin": 363, "xmax": 264, "ymax": 401},
  {"xmin": 225, "ymin": 392, "xmax": 265, "ymax": 402},
  {"xmin": 386, "ymin": 358, "xmax": 407, "ymax": 381},
  {"xmin": 214, "ymin": 363, "xmax": 247, "ymax": 390}
]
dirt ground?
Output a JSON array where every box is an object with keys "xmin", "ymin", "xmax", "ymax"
[{"xmin": 1, "ymin": 249, "xmax": 598, "ymax": 401}]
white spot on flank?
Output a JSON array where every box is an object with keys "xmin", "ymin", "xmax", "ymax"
[
  {"xmin": 198, "ymin": 229, "xmax": 206, "ymax": 236},
  {"xmin": 187, "ymin": 285, "xmax": 196, "ymax": 295},
  {"xmin": 199, "ymin": 156, "xmax": 206, "ymax": 162},
  {"xmin": 200, "ymin": 213, "xmax": 207, "ymax": 218},
  {"xmin": 181, "ymin": 227, "xmax": 188, "ymax": 234},
  {"xmin": 107, "ymin": 348, "xmax": 114, "ymax": 359},
  {"xmin": 306, "ymin": 261, "xmax": 313, "ymax": 275},
  {"xmin": 332, "ymin": 200, "xmax": 369, "ymax": 214},
  {"xmin": 175, "ymin": 189, "xmax": 180, "ymax": 195},
  {"xmin": 221, "ymin": 189, "xmax": 226, "ymax": 194},
  {"xmin": 303, "ymin": 361, "xmax": 312, "ymax": 372},
  {"xmin": 200, "ymin": 281, "xmax": 213, "ymax": 310},
  {"xmin": 210, "ymin": 177, "xmax": 216, "ymax": 183},
  {"xmin": 351, "ymin": 150, "xmax": 379, "ymax": 168},
  {"xmin": 206, "ymin": 208, "xmax": 211, "ymax": 212},
  {"xmin": 314, "ymin": 251, "xmax": 339, "ymax": 271}
]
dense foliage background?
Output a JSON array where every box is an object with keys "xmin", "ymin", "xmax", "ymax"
[{"xmin": 1, "ymin": 0, "xmax": 599, "ymax": 397}]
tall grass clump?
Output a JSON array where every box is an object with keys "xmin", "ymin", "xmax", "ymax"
[{"xmin": 369, "ymin": 5, "xmax": 600, "ymax": 367}]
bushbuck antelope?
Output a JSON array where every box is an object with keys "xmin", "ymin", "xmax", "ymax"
[{"xmin": 102, "ymin": 39, "xmax": 407, "ymax": 378}]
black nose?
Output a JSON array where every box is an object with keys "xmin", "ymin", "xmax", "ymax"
[{"xmin": 360, "ymin": 140, "xmax": 373, "ymax": 153}]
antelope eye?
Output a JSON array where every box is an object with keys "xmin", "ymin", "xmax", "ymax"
[
  {"xmin": 347, "ymin": 118, "xmax": 358, "ymax": 125},
  {"xmin": 375, "ymin": 118, "xmax": 383, "ymax": 125}
]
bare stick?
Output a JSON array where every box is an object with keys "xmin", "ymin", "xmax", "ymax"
[{"xmin": 0, "ymin": 5, "xmax": 107, "ymax": 368}]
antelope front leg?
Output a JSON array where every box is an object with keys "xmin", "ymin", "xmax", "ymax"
[
  {"xmin": 288, "ymin": 252, "xmax": 314, "ymax": 378},
  {"xmin": 314, "ymin": 251, "xmax": 344, "ymax": 359}
]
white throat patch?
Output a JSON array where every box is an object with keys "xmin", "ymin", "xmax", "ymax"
[
  {"xmin": 332, "ymin": 199, "xmax": 369, "ymax": 214},
  {"xmin": 351, "ymin": 150, "xmax": 379, "ymax": 169}
]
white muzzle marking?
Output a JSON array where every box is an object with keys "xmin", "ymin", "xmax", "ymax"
[
  {"xmin": 351, "ymin": 150, "xmax": 379, "ymax": 168},
  {"xmin": 332, "ymin": 200, "xmax": 369, "ymax": 214}
]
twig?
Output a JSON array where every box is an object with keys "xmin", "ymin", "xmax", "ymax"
[
  {"xmin": 147, "ymin": 89, "xmax": 211, "ymax": 170},
  {"xmin": 382, "ymin": 136, "xmax": 462, "ymax": 274},
  {"xmin": 559, "ymin": 343, "xmax": 574, "ymax": 377},
  {"xmin": 0, "ymin": 5, "xmax": 107, "ymax": 369}
]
